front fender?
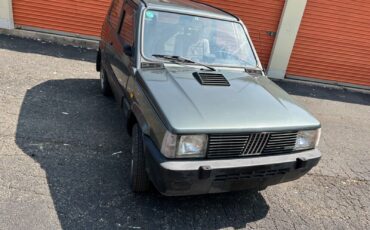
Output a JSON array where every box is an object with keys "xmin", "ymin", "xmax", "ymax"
[{"xmin": 128, "ymin": 102, "xmax": 150, "ymax": 136}]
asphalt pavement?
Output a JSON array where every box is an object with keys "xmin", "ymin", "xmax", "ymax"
[{"xmin": 0, "ymin": 34, "xmax": 369, "ymax": 230}]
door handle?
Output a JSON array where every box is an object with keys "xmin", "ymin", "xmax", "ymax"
[{"xmin": 109, "ymin": 41, "xmax": 113, "ymax": 46}]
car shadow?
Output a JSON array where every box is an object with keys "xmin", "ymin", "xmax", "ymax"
[
  {"xmin": 15, "ymin": 79, "xmax": 269, "ymax": 229},
  {"xmin": 274, "ymin": 79, "xmax": 370, "ymax": 106},
  {"xmin": 0, "ymin": 34, "xmax": 96, "ymax": 63}
]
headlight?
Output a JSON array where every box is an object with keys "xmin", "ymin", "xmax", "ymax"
[
  {"xmin": 161, "ymin": 131, "xmax": 208, "ymax": 158},
  {"xmin": 294, "ymin": 129, "xmax": 321, "ymax": 151}
]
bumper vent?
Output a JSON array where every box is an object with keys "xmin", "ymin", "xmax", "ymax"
[
  {"xmin": 193, "ymin": 72, "xmax": 230, "ymax": 86},
  {"xmin": 207, "ymin": 131, "xmax": 298, "ymax": 158},
  {"xmin": 214, "ymin": 168, "xmax": 290, "ymax": 182}
]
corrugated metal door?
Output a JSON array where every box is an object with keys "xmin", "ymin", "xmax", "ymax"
[
  {"xmin": 199, "ymin": 0, "xmax": 285, "ymax": 68},
  {"xmin": 287, "ymin": 0, "xmax": 370, "ymax": 87},
  {"xmin": 12, "ymin": 0, "xmax": 284, "ymax": 66},
  {"xmin": 12, "ymin": 0, "xmax": 112, "ymax": 38}
]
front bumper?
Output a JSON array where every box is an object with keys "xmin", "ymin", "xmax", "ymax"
[{"xmin": 143, "ymin": 136, "xmax": 321, "ymax": 196}]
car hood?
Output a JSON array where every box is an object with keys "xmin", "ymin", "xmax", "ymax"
[{"xmin": 137, "ymin": 66, "xmax": 320, "ymax": 134}]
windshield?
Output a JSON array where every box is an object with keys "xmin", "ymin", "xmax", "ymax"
[{"xmin": 142, "ymin": 10, "xmax": 258, "ymax": 68}]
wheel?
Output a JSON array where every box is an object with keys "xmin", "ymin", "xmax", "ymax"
[
  {"xmin": 100, "ymin": 66, "xmax": 112, "ymax": 96},
  {"xmin": 130, "ymin": 124, "xmax": 150, "ymax": 192}
]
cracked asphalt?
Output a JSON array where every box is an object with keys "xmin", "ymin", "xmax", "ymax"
[{"xmin": 0, "ymin": 34, "xmax": 369, "ymax": 230}]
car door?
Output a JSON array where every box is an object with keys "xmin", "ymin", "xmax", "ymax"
[
  {"xmin": 110, "ymin": 1, "xmax": 136, "ymax": 95},
  {"xmin": 104, "ymin": 0, "xmax": 125, "ymax": 99}
]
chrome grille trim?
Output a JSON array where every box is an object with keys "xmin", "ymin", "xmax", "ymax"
[
  {"xmin": 243, "ymin": 133, "xmax": 270, "ymax": 155},
  {"xmin": 207, "ymin": 131, "xmax": 298, "ymax": 158}
]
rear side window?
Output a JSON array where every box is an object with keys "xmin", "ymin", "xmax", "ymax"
[
  {"xmin": 119, "ymin": 3, "xmax": 135, "ymax": 46},
  {"xmin": 109, "ymin": 0, "xmax": 124, "ymax": 31}
]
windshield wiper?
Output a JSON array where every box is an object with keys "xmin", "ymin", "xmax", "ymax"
[{"xmin": 152, "ymin": 54, "xmax": 216, "ymax": 71}]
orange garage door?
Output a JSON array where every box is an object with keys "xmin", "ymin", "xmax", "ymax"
[
  {"xmin": 12, "ymin": 0, "xmax": 284, "ymax": 68},
  {"xmin": 199, "ymin": 0, "xmax": 285, "ymax": 68},
  {"xmin": 287, "ymin": 0, "xmax": 370, "ymax": 87},
  {"xmin": 12, "ymin": 0, "xmax": 112, "ymax": 37}
]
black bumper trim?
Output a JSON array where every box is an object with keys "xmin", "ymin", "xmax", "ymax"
[{"xmin": 143, "ymin": 136, "xmax": 321, "ymax": 196}]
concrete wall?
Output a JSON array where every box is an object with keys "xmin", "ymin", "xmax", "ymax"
[
  {"xmin": 267, "ymin": 0, "xmax": 307, "ymax": 79},
  {"xmin": 0, "ymin": 0, "xmax": 14, "ymax": 29}
]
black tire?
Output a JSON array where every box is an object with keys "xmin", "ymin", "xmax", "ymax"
[
  {"xmin": 100, "ymin": 66, "xmax": 112, "ymax": 96},
  {"xmin": 130, "ymin": 124, "xmax": 150, "ymax": 192}
]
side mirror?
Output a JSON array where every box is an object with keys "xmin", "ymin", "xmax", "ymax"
[{"xmin": 123, "ymin": 44, "xmax": 133, "ymax": 57}]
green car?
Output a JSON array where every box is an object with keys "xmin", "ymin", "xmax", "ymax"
[{"xmin": 97, "ymin": 0, "xmax": 321, "ymax": 196}]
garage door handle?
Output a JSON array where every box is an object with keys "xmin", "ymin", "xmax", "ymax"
[{"xmin": 109, "ymin": 41, "xmax": 113, "ymax": 46}]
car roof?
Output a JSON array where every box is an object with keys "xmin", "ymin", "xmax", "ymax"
[{"xmin": 136, "ymin": 0, "xmax": 239, "ymax": 21}]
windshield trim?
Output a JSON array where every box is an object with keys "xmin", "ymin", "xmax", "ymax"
[{"xmin": 139, "ymin": 8, "xmax": 260, "ymax": 69}]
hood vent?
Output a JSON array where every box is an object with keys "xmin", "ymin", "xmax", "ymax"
[{"xmin": 193, "ymin": 72, "xmax": 230, "ymax": 86}]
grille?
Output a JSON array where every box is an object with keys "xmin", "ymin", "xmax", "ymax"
[
  {"xmin": 214, "ymin": 168, "xmax": 290, "ymax": 182},
  {"xmin": 207, "ymin": 131, "xmax": 298, "ymax": 158},
  {"xmin": 193, "ymin": 72, "xmax": 230, "ymax": 86}
]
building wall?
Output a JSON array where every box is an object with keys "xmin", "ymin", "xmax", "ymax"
[
  {"xmin": 287, "ymin": 0, "xmax": 370, "ymax": 88},
  {"xmin": 10, "ymin": 0, "xmax": 284, "ymax": 68},
  {"xmin": 5, "ymin": 0, "xmax": 370, "ymax": 88},
  {"xmin": 0, "ymin": 0, "xmax": 14, "ymax": 29},
  {"xmin": 12, "ymin": 0, "xmax": 111, "ymax": 38}
]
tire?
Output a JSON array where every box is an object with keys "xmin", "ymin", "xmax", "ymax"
[
  {"xmin": 100, "ymin": 66, "xmax": 112, "ymax": 96},
  {"xmin": 130, "ymin": 124, "xmax": 150, "ymax": 192}
]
